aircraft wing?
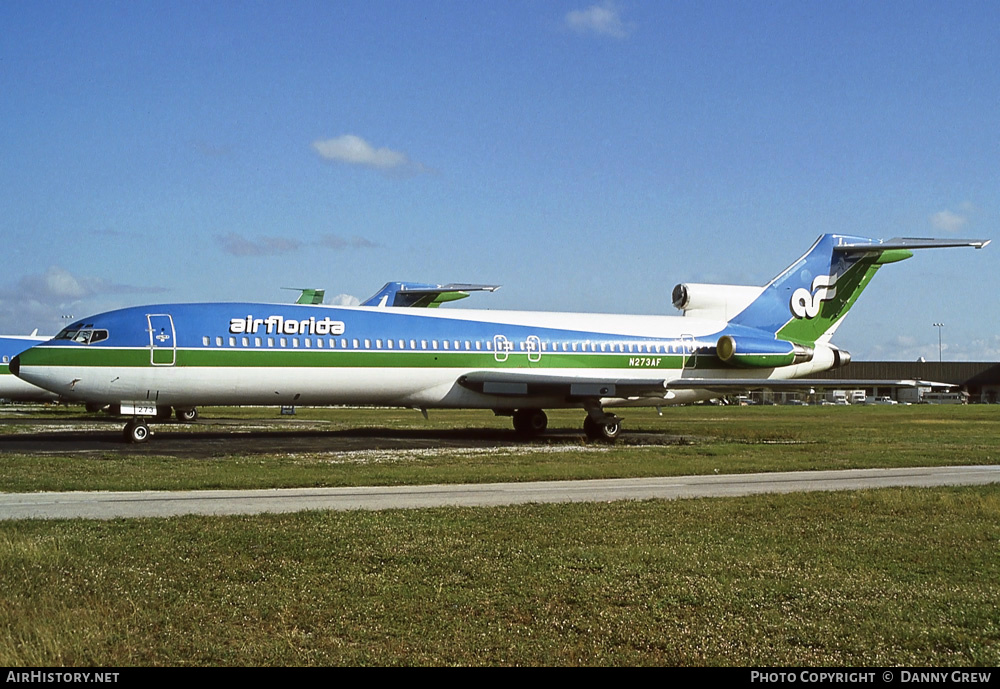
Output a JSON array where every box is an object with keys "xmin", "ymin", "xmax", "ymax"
[
  {"xmin": 664, "ymin": 378, "xmax": 955, "ymax": 392},
  {"xmin": 458, "ymin": 371, "xmax": 667, "ymax": 398},
  {"xmin": 362, "ymin": 282, "xmax": 500, "ymax": 308},
  {"xmin": 459, "ymin": 371, "xmax": 954, "ymax": 400}
]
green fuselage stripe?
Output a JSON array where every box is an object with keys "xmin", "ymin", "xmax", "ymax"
[{"xmin": 22, "ymin": 346, "xmax": 721, "ymax": 371}]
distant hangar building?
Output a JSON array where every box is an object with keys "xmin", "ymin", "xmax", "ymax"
[{"xmin": 812, "ymin": 361, "xmax": 1000, "ymax": 404}]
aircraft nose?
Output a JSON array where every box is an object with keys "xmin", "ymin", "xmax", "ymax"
[{"xmin": 9, "ymin": 355, "xmax": 19, "ymax": 377}]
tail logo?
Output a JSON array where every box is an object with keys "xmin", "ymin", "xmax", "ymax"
[{"xmin": 790, "ymin": 274, "xmax": 838, "ymax": 319}]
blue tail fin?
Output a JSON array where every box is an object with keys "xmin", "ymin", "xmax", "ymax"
[{"xmin": 729, "ymin": 234, "xmax": 903, "ymax": 345}]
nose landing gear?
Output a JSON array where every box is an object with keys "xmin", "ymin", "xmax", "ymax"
[{"xmin": 123, "ymin": 419, "xmax": 151, "ymax": 444}]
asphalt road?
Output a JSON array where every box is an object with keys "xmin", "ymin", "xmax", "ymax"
[{"xmin": 2, "ymin": 466, "xmax": 998, "ymax": 520}]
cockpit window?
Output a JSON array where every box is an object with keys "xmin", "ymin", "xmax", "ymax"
[{"xmin": 54, "ymin": 328, "xmax": 109, "ymax": 345}]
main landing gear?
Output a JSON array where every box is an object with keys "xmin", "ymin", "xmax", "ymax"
[
  {"xmin": 175, "ymin": 407, "xmax": 198, "ymax": 422},
  {"xmin": 582, "ymin": 400, "xmax": 622, "ymax": 441},
  {"xmin": 508, "ymin": 403, "xmax": 623, "ymax": 441},
  {"xmin": 512, "ymin": 408, "xmax": 548, "ymax": 435},
  {"xmin": 583, "ymin": 413, "xmax": 622, "ymax": 441}
]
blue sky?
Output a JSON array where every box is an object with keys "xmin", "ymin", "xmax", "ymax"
[{"xmin": 1, "ymin": 1, "xmax": 997, "ymax": 361}]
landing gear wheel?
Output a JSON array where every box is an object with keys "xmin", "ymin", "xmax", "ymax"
[
  {"xmin": 123, "ymin": 420, "xmax": 151, "ymax": 444},
  {"xmin": 584, "ymin": 415, "xmax": 621, "ymax": 442},
  {"xmin": 512, "ymin": 408, "xmax": 548, "ymax": 435},
  {"xmin": 175, "ymin": 408, "xmax": 198, "ymax": 423}
]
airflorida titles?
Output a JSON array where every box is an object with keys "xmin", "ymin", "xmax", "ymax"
[{"xmin": 229, "ymin": 315, "xmax": 347, "ymax": 337}]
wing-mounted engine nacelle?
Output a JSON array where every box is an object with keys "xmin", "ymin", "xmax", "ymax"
[
  {"xmin": 716, "ymin": 335, "xmax": 814, "ymax": 368},
  {"xmin": 672, "ymin": 283, "xmax": 765, "ymax": 321}
]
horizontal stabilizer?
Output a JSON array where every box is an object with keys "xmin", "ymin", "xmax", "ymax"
[
  {"xmin": 282, "ymin": 287, "xmax": 326, "ymax": 305},
  {"xmin": 834, "ymin": 237, "xmax": 990, "ymax": 252},
  {"xmin": 362, "ymin": 282, "xmax": 501, "ymax": 308}
]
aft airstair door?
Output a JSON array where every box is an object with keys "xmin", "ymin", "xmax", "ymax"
[
  {"xmin": 147, "ymin": 314, "xmax": 176, "ymax": 366},
  {"xmin": 682, "ymin": 334, "xmax": 697, "ymax": 370}
]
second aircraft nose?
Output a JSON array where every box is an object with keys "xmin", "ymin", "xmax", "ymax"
[{"xmin": 8, "ymin": 355, "xmax": 19, "ymax": 377}]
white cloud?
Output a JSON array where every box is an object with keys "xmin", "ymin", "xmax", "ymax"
[
  {"xmin": 327, "ymin": 293, "xmax": 361, "ymax": 307},
  {"xmin": 930, "ymin": 209, "xmax": 968, "ymax": 233},
  {"xmin": 0, "ymin": 267, "xmax": 167, "ymax": 334},
  {"xmin": 566, "ymin": 2, "xmax": 632, "ymax": 39},
  {"xmin": 312, "ymin": 135, "xmax": 429, "ymax": 176},
  {"xmin": 216, "ymin": 233, "xmax": 381, "ymax": 258},
  {"xmin": 864, "ymin": 332, "xmax": 1000, "ymax": 362},
  {"xmin": 216, "ymin": 233, "xmax": 303, "ymax": 257},
  {"xmin": 317, "ymin": 235, "xmax": 382, "ymax": 250}
]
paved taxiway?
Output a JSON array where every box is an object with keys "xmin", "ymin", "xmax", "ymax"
[
  {"xmin": 2, "ymin": 466, "xmax": 998, "ymax": 520},
  {"xmin": 0, "ymin": 416, "xmax": 689, "ymax": 456}
]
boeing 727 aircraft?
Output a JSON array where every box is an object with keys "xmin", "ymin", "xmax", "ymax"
[{"xmin": 10, "ymin": 234, "xmax": 989, "ymax": 442}]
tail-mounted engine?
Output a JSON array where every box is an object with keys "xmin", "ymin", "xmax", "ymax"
[
  {"xmin": 672, "ymin": 283, "xmax": 765, "ymax": 321},
  {"xmin": 716, "ymin": 334, "xmax": 814, "ymax": 368}
]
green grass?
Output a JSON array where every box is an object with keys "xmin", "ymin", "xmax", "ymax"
[
  {"xmin": 0, "ymin": 404, "xmax": 997, "ymax": 492},
  {"xmin": 0, "ymin": 403, "xmax": 998, "ymax": 665},
  {"xmin": 1, "ymin": 487, "xmax": 998, "ymax": 666}
]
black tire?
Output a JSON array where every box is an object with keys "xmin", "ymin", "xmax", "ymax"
[
  {"xmin": 175, "ymin": 408, "xmax": 198, "ymax": 423},
  {"xmin": 123, "ymin": 420, "xmax": 150, "ymax": 444},
  {"xmin": 599, "ymin": 419, "xmax": 621, "ymax": 441},
  {"xmin": 512, "ymin": 408, "xmax": 547, "ymax": 435},
  {"xmin": 584, "ymin": 415, "xmax": 621, "ymax": 441}
]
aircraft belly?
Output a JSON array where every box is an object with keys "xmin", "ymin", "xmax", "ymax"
[
  {"xmin": 26, "ymin": 363, "xmax": 690, "ymax": 410},
  {"xmin": 36, "ymin": 366, "xmax": 474, "ymax": 407}
]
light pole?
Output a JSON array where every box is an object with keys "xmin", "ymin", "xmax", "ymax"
[{"xmin": 933, "ymin": 323, "xmax": 944, "ymax": 362}]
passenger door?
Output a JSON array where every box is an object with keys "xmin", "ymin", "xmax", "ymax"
[{"xmin": 147, "ymin": 314, "xmax": 176, "ymax": 366}]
